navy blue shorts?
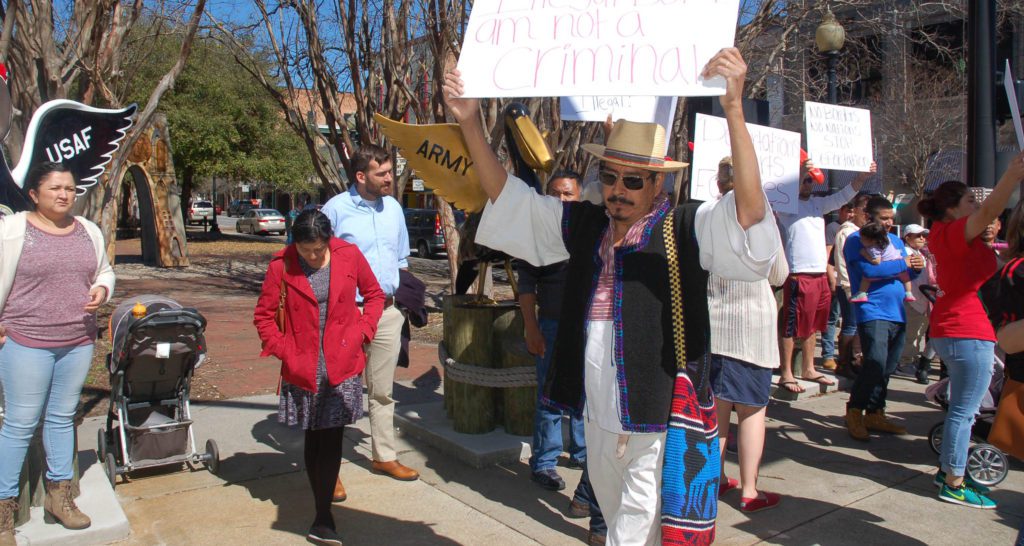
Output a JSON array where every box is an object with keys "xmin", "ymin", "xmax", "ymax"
[{"xmin": 709, "ymin": 354, "xmax": 773, "ymax": 407}]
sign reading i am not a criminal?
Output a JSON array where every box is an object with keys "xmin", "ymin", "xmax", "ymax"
[
  {"xmin": 457, "ymin": 0, "xmax": 741, "ymax": 98},
  {"xmin": 804, "ymin": 101, "xmax": 874, "ymax": 172},
  {"xmin": 690, "ymin": 113, "xmax": 801, "ymax": 214}
]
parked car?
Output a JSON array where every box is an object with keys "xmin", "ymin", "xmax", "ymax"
[
  {"xmin": 227, "ymin": 200, "xmax": 256, "ymax": 217},
  {"xmin": 236, "ymin": 208, "xmax": 286, "ymax": 235},
  {"xmin": 187, "ymin": 201, "xmax": 214, "ymax": 225},
  {"xmin": 404, "ymin": 208, "xmax": 451, "ymax": 258}
]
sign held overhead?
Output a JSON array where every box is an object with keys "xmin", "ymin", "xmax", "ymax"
[{"xmin": 804, "ymin": 101, "xmax": 873, "ymax": 172}]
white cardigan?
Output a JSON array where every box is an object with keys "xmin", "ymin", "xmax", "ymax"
[{"xmin": 0, "ymin": 212, "xmax": 115, "ymax": 315}]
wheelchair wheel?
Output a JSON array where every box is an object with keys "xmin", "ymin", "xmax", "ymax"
[
  {"xmin": 928, "ymin": 423, "xmax": 943, "ymax": 455},
  {"xmin": 966, "ymin": 443, "xmax": 1008, "ymax": 487}
]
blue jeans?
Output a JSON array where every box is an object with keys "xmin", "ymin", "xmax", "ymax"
[
  {"xmin": 836, "ymin": 288, "xmax": 858, "ymax": 336},
  {"xmin": 932, "ymin": 337, "xmax": 995, "ymax": 477},
  {"xmin": 821, "ymin": 290, "xmax": 841, "ymax": 359},
  {"xmin": 849, "ymin": 320, "xmax": 905, "ymax": 411},
  {"xmin": 573, "ymin": 465, "xmax": 606, "ymax": 536},
  {"xmin": 530, "ymin": 319, "xmax": 585, "ymax": 472},
  {"xmin": 0, "ymin": 339, "xmax": 94, "ymax": 498}
]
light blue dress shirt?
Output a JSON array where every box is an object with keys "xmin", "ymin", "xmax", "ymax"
[{"xmin": 322, "ymin": 185, "xmax": 409, "ymax": 297}]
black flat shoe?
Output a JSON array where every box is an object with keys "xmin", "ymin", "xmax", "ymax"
[{"xmin": 308, "ymin": 525, "xmax": 342, "ymax": 545}]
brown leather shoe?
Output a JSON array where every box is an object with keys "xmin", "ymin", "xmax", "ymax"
[
  {"xmin": 43, "ymin": 480, "xmax": 90, "ymax": 529},
  {"xmin": 332, "ymin": 476, "xmax": 347, "ymax": 502},
  {"xmin": 0, "ymin": 498, "xmax": 17, "ymax": 546},
  {"xmin": 371, "ymin": 460, "xmax": 419, "ymax": 481},
  {"xmin": 821, "ymin": 358, "xmax": 838, "ymax": 371},
  {"xmin": 845, "ymin": 408, "xmax": 869, "ymax": 442},
  {"xmin": 864, "ymin": 410, "xmax": 907, "ymax": 434}
]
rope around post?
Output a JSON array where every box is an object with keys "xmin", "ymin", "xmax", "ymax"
[{"xmin": 438, "ymin": 343, "xmax": 537, "ymax": 388}]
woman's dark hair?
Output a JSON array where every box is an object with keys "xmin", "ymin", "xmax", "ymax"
[
  {"xmin": 859, "ymin": 222, "xmax": 891, "ymax": 247},
  {"xmin": 917, "ymin": 180, "xmax": 968, "ymax": 221},
  {"xmin": 1004, "ymin": 199, "xmax": 1024, "ymax": 260},
  {"xmin": 291, "ymin": 210, "xmax": 333, "ymax": 244},
  {"xmin": 25, "ymin": 162, "xmax": 75, "ymax": 193}
]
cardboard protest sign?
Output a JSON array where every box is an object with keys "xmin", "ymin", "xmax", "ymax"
[
  {"xmin": 690, "ymin": 113, "xmax": 800, "ymax": 214},
  {"xmin": 457, "ymin": 0, "xmax": 740, "ymax": 98},
  {"xmin": 561, "ymin": 95, "xmax": 677, "ymax": 125},
  {"xmin": 1005, "ymin": 60, "xmax": 1023, "ymax": 151},
  {"xmin": 804, "ymin": 101, "xmax": 873, "ymax": 172}
]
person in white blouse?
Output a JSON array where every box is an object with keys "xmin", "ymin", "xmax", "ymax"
[{"xmin": 443, "ymin": 48, "xmax": 781, "ymax": 545}]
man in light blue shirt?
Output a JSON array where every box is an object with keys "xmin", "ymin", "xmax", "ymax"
[{"xmin": 323, "ymin": 144, "xmax": 418, "ymax": 484}]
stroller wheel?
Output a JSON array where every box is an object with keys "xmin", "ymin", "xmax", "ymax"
[
  {"xmin": 97, "ymin": 428, "xmax": 108, "ymax": 462},
  {"xmin": 928, "ymin": 423, "xmax": 943, "ymax": 455},
  {"xmin": 104, "ymin": 452, "xmax": 119, "ymax": 489},
  {"xmin": 205, "ymin": 439, "xmax": 220, "ymax": 474},
  {"xmin": 967, "ymin": 444, "xmax": 1008, "ymax": 487}
]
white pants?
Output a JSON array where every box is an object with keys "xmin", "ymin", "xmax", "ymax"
[
  {"xmin": 585, "ymin": 418, "xmax": 666, "ymax": 546},
  {"xmin": 364, "ymin": 305, "xmax": 404, "ymax": 461}
]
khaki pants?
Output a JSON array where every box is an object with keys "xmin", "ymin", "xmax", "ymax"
[
  {"xmin": 365, "ymin": 305, "xmax": 404, "ymax": 462},
  {"xmin": 901, "ymin": 307, "xmax": 929, "ymax": 363}
]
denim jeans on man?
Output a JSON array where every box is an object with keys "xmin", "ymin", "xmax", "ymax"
[
  {"xmin": 821, "ymin": 291, "xmax": 841, "ymax": 360},
  {"xmin": 0, "ymin": 339, "xmax": 94, "ymax": 498},
  {"xmin": 931, "ymin": 337, "xmax": 995, "ymax": 477},
  {"xmin": 849, "ymin": 320, "xmax": 905, "ymax": 410},
  {"xmin": 530, "ymin": 319, "xmax": 586, "ymax": 471}
]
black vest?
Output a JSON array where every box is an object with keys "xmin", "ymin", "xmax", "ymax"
[{"xmin": 543, "ymin": 199, "xmax": 712, "ymax": 432}]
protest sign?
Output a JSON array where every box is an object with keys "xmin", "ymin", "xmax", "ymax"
[
  {"xmin": 561, "ymin": 95, "xmax": 676, "ymax": 151},
  {"xmin": 1005, "ymin": 60, "xmax": 1023, "ymax": 151},
  {"xmin": 457, "ymin": 0, "xmax": 740, "ymax": 98},
  {"xmin": 804, "ymin": 101, "xmax": 873, "ymax": 172},
  {"xmin": 690, "ymin": 113, "xmax": 800, "ymax": 214}
]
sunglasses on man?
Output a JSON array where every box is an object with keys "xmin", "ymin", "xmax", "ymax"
[{"xmin": 599, "ymin": 170, "xmax": 655, "ymax": 190}]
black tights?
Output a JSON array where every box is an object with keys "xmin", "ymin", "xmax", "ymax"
[{"xmin": 304, "ymin": 427, "xmax": 344, "ymax": 530}]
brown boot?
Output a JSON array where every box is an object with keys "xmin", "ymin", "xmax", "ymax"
[
  {"xmin": 44, "ymin": 480, "xmax": 90, "ymax": 529},
  {"xmin": 845, "ymin": 408, "xmax": 869, "ymax": 442},
  {"xmin": 864, "ymin": 410, "xmax": 907, "ymax": 434},
  {"xmin": 332, "ymin": 475, "xmax": 347, "ymax": 502},
  {"xmin": 821, "ymin": 358, "xmax": 838, "ymax": 371},
  {"xmin": 0, "ymin": 498, "xmax": 17, "ymax": 546}
]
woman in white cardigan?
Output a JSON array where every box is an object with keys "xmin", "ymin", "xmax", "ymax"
[
  {"xmin": 707, "ymin": 157, "xmax": 788, "ymax": 513},
  {"xmin": 0, "ymin": 162, "xmax": 114, "ymax": 545}
]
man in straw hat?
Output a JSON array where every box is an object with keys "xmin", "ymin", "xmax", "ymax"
[{"xmin": 444, "ymin": 48, "xmax": 780, "ymax": 545}]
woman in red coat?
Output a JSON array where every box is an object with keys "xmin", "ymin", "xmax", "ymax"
[{"xmin": 254, "ymin": 210, "xmax": 384, "ymax": 545}]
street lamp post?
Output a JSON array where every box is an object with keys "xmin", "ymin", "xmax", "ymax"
[{"xmin": 816, "ymin": 7, "xmax": 846, "ymax": 193}]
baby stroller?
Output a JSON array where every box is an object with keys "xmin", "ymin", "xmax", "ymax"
[
  {"xmin": 925, "ymin": 354, "xmax": 1009, "ymax": 487},
  {"xmin": 97, "ymin": 295, "xmax": 219, "ymax": 487}
]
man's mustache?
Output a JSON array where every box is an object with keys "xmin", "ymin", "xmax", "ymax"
[{"xmin": 607, "ymin": 195, "xmax": 635, "ymax": 206}]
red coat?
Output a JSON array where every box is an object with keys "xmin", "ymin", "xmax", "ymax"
[{"xmin": 254, "ymin": 238, "xmax": 385, "ymax": 392}]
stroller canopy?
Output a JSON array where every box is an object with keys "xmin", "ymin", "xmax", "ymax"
[{"xmin": 109, "ymin": 295, "xmax": 207, "ymax": 373}]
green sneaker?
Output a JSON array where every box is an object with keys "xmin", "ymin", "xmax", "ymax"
[
  {"xmin": 932, "ymin": 470, "xmax": 991, "ymax": 494},
  {"xmin": 938, "ymin": 483, "xmax": 997, "ymax": 509}
]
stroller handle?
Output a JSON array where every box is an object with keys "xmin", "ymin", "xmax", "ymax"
[{"xmin": 128, "ymin": 308, "xmax": 206, "ymax": 335}]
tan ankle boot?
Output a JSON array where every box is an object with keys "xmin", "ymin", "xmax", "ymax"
[
  {"xmin": 0, "ymin": 498, "xmax": 17, "ymax": 546},
  {"xmin": 44, "ymin": 480, "xmax": 90, "ymax": 529},
  {"xmin": 864, "ymin": 410, "xmax": 907, "ymax": 434},
  {"xmin": 845, "ymin": 408, "xmax": 869, "ymax": 442}
]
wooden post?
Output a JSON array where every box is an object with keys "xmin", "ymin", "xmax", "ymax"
[
  {"xmin": 442, "ymin": 294, "xmax": 498, "ymax": 433},
  {"xmin": 493, "ymin": 309, "xmax": 535, "ymax": 436}
]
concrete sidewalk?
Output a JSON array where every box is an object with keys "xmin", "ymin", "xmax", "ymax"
[{"xmin": 48, "ymin": 369, "xmax": 1020, "ymax": 545}]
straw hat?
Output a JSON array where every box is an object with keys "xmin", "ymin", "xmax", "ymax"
[{"xmin": 582, "ymin": 120, "xmax": 688, "ymax": 172}]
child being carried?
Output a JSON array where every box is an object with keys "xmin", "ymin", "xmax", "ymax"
[{"xmin": 851, "ymin": 221, "xmax": 914, "ymax": 303}]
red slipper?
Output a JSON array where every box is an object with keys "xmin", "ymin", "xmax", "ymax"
[
  {"xmin": 718, "ymin": 476, "xmax": 739, "ymax": 497},
  {"xmin": 739, "ymin": 491, "xmax": 781, "ymax": 513}
]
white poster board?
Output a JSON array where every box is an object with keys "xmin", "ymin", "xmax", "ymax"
[
  {"xmin": 560, "ymin": 96, "xmax": 677, "ymax": 152},
  {"xmin": 804, "ymin": 101, "xmax": 873, "ymax": 172},
  {"xmin": 1005, "ymin": 60, "xmax": 1023, "ymax": 151},
  {"xmin": 690, "ymin": 113, "xmax": 801, "ymax": 214},
  {"xmin": 457, "ymin": 0, "xmax": 740, "ymax": 98}
]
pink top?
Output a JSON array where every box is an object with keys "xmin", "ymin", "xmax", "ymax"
[
  {"xmin": 3, "ymin": 221, "xmax": 98, "ymax": 347},
  {"xmin": 589, "ymin": 195, "xmax": 668, "ymax": 321}
]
